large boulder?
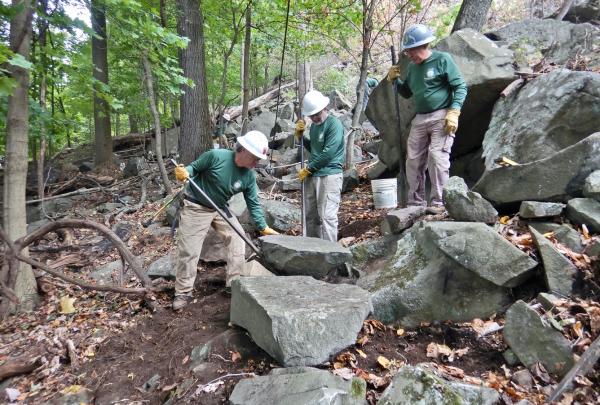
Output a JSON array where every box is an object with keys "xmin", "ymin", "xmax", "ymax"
[
  {"xmin": 474, "ymin": 133, "xmax": 600, "ymax": 206},
  {"xmin": 503, "ymin": 300, "xmax": 574, "ymax": 376},
  {"xmin": 261, "ymin": 199, "xmax": 301, "ymax": 232},
  {"xmin": 378, "ymin": 365, "xmax": 500, "ymax": 405},
  {"xmin": 230, "ymin": 277, "xmax": 372, "ymax": 366},
  {"xmin": 583, "ymin": 170, "xmax": 600, "ymax": 201},
  {"xmin": 480, "ymin": 70, "xmax": 600, "ymax": 172},
  {"xmin": 529, "ymin": 227, "xmax": 578, "ymax": 296},
  {"xmin": 358, "ymin": 221, "xmax": 536, "ymax": 326},
  {"xmin": 566, "ymin": 197, "xmax": 600, "ymax": 232},
  {"xmin": 258, "ymin": 235, "xmax": 352, "ymax": 278},
  {"xmin": 230, "ymin": 367, "xmax": 367, "ymax": 405},
  {"xmin": 247, "ymin": 109, "xmax": 278, "ymax": 136},
  {"xmin": 365, "ymin": 29, "xmax": 516, "ymax": 176},
  {"xmin": 519, "ymin": 201, "xmax": 565, "ymax": 218},
  {"xmin": 486, "ymin": 19, "xmax": 600, "ymax": 69},
  {"xmin": 565, "ymin": 0, "xmax": 600, "ymax": 23},
  {"xmin": 442, "ymin": 176, "xmax": 497, "ymax": 223}
]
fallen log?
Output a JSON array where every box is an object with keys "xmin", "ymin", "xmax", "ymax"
[
  {"xmin": 0, "ymin": 356, "xmax": 41, "ymax": 381},
  {"xmin": 225, "ymin": 81, "xmax": 295, "ymax": 120}
]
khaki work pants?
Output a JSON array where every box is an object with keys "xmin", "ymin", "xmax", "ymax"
[
  {"xmin": 305, "ymin": 173, "xmax": 343, "ymax": 242},
  {"xmin": 174, "ymin": 199, "xmax": 245, "ymax": 294},
  {"xmin": 405, "ymin": 109, "xmax": 454, "ymax": 207}
]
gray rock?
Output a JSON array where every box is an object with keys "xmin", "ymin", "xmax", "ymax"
[
  {"xmin": 343, "ymin": 169, "xmax": 360, "ymax": 193},
  {"xmin": 528, "ymin": 223, "xmax": 583, "ymax": 253},
  {"xmin": 530, "ymin": 227, "xmax": 577, "ymax": 297},
  {"xmin": 230, "ymin": 277, "xmax": 372, "ymax": 367},
  {"xmin": 378, "ymin": 365, "xmax": 500, "ymax": 405},
  {"xmin": 567, "ymin": 198, "xmax": 600, "ymax": 233},
  {"xmin": 262, "ymin": 199, "xmax": 301, "ymax": 232},
  {"xmin": 27, "ymin": 218, "xmax": 51, "ymax": 234},
  {"xmin": 123, "ymin": 157, "xmax": 145, "ymax": 178},
  {"xmin": 537, "ymin": 292, "xmax": 562, "ymax": 311},
  {"xmin": 519, "ymin": 201, "xmax": 566, "ymax": 218},
  {"xmin": 41, "ymin": 387, "xmax": 94, "ymax": 405},
  {"xmin": 141, "ymin": 374, "xmax": 161, "ymax": 392},
  {"xmin": 443, "ymin": 176, "xmax": 498, "ymax": 223},
  {"xmin": 96, "ymin": 202, "xmax": 123, "ymax": 213},
  {"xmin": 199, "ymin": 227, "xmax": 227, "ymax": 263},
  {"xmin": 279, "ymin": 173, "xmax": 301, "ymax": 191},
  {"xmin": 280, "ymin": 102, "xmax": 295, "ymax": 120},
  {"xmin": 94, "ymin": 221, "xmax": 135, "ymax": 253},
  {"xmin": 27, "ymin": 197, "xmax": 74, "ymax": 222},
  {"xmin": 247, "ymin": 109, "xmax": 277, "ymax": 137},
  {"xmin": 565, "ymin": 0, "xmax": 600, "ymax": 23},
  {"xmin": 583, "ymin": 170, "xmax": 600, "ymax": 201},
  {"xmin": 362, "ymin": 140, "xmax": 380, "ymax": 155},
  {"xmin": 503, "ymin": 349, "xmax": 520, "ymax": 366},
  {"xmin": 480, "ymin": 70, "xmax": 600, "ymax": 173},
  {"xmin": 381, "ymin": 206, "xmax": 425, "ymax": 235},
  {"xmin": 504, "ymin": 300, "xmax": 574, "ymax": 376},
  {"xmin": 258, "ymin": 235, "xmax": 352, "ymax": 278},
  {"xmin": 271, "ymin": 147, "xmax": 299, "ymax": 167},
  {"xmin": 486, "ymin": 19, "xmax": 599, "ymax": 69},
  {"xmin": 474, "ymin": 133, "xmax": 600, "ymax": 206},
  {"xmin": 229, "ymin": 367, "xmax": 367, "ymax": 405},
  {"xmin": 586, "ymin": 239, "xmax": 600, "ymax": 257},
  {"xmin": 146, "ymin": 254, "xmax": 175, "ymax": 279},
  {"xmin": 358, "ymin": 222, "xmax": 525, "ymax": 326},
  {"xmin": 512, "ymin": 369, "xmax": 534, "ymax": 390},
  {"xmin": 91, "ymin": 260, "xmax": 122, "ymax": 284},
  {"xmin": 366, "ymin": 29, "xmax": 515, "ymax": 174},
  {"xmin": 78, "ymin": 161, "xmax": 93, "ymax": 172},
  {"xmin": 329, "ymin": 90, "xmax": 353, "ymax": 110},
  {"xmin": 350, "ymin": 235, "xmax": 402, "ymax": 271},
  {"xmin": 367, "ymin": 160, "xmax": 388, "ymax": 180}
]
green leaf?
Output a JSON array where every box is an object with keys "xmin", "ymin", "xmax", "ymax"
[{"xmin": 7, "ymin": 54, "xmax": 33, "ymax": 70}]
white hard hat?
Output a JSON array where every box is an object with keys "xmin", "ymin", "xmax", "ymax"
[
  {"xmin": 222, "ymin": 113, "xmax": 231, "ymax": 121},
  {"xmin": 302, "ymin": 90, "xmax": 330, "ymax": 116},
  {"xmin": 237, "ymin": 130, "xmax": 269, "ymax": 160}
]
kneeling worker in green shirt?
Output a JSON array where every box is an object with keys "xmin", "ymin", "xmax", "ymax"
[
  {"xmin": 295, "ymin": 90, "xmax": 345, "ymax": 242},
  {"xmin": 172, "ymin": 130, "xmax": 278, "ymax": 310}
]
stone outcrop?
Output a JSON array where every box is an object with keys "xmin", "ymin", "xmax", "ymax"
[{"xmin": 567, "ymin": 197, "xmax": 600, "ymax": 232}]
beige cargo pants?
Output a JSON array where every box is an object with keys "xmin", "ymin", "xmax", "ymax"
[
  {"xmin": 174, "ymin": 199, "xmax": 245, "ymax": 294},
  {"xmin": 405, "ymin": 109, "xmax": 454, "ymax": 207},
  {"xmin": 305, "ymin": 172, "xmax": 343, "ymax": 242}
]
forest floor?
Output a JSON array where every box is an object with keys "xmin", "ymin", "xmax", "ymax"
[{"xmin": 1, "ymin": 164, "xmax": 599, "ymax": 405}]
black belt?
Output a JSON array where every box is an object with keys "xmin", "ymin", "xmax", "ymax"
[{"xmin": 184, "ymin": 194, "xmax": 232, "ymax": 218}]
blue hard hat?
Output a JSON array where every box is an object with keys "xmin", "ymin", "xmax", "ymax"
[{"xmin": 402, "ymin": 24, "xmax": 436, "ymax": 50}]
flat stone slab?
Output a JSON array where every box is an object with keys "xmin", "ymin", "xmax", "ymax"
[
  {"xmin": 230, "ymin": 276, "xmax": 372, "ymax": 366},
  {"xmin": 379, "ymin": 365, "xmax": 500, "ymax": 405},
  {"xmin": 381, "ymin": 206, "xmax": 425, "ymax": 235},
  {"xmin": 567, "ymin": 198, "xmax": 600, "ymax": 233},
  {"xmin": 504, "ymin": 300, "xmax": 574, "ymax": 377},
  {"xmin": 258, "ymin": 235, "xmax": 352, "ymax": 279},
  {"xmin": 443, "ymin": 176, "xmax": 498, "ymax": 223},
  {"xmin": 229, "ymin": 367, "xmax": 367, "ymax": 405},
  {"xmin": 519, "ymin": 201, "xmax": 565, "ymax": 218},
  {"xmin": 528, "ymin": 222, "xmax": 583, "ymax": 253},
  {"xmin": 529, "ymin": 227, "xmax": 577, "ymax": 297}
]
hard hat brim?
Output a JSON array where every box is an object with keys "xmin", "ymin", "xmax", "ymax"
[
  {"xmin": 402, "ymin": 35, "xmax": 436, "ymax": 50},
  {"xmin": 238, "ymin": 136, "xmax": 268, "ymax": 160},
  {"xmin": 303, "ymin": 96, "xmax": 330, "ymax": 117}
]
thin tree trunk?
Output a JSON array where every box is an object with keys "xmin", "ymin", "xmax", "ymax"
[
  {"xmin": 128, "ymin": 114, "xmax": 139, "ymax": 133},
  {"xmin": 297, "ymin": 60, "xmax": 312, "ymax": 109},
  {"xmin": 451, "ymin": 0, "xmax": 493, "ymax": 33},
  {"xmin": 240, "ymin": 2, "xmax": 251, "ymax": 134},
  {"xmin": 37, "ymin": 0, "xmax": 48, "ymax": 200},
  {"xmin": 1, "ymin": 0, "xmax": 39, "ymax": 316},
  {"xmin": 160, "ymin": 0, "xmax": 168, "ymax": 27},
  {"xmin": 176, "ymin": 0, "xmax": 212, "ymax": 163},
  {"xmin": 555, "ymin": 0, "xmax": 575, "ymax": 20},
  {"xmin": 142, "ymin": 51, "xmax": 173, "ymax": 195},
  {"xmin": 91, "ymin": 0, "xmax": 113, "ymax": 167}
]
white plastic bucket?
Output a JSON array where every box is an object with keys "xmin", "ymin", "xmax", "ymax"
[{"xmin": 371, "ymin": 178, "xmax": 398, "ymax": 209}]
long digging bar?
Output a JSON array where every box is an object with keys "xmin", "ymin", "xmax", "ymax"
[
  {"xmin": 299, "ymin": 138, "xmax": 307, "ymax": 236},
  {"xmin": 391, "ymin": 45, "xmax": 408, "ymax": 208},
  {"xmin": 170, "ymin": 159, "xmax": 262, "ymax": 256}
]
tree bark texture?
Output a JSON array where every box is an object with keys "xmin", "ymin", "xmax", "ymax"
[
  {"xmin": 555, "ymin": 0, "xmax": 575, "ymax": 20},
  {"xmin": 296, "ymin": 60, "xmax": 312, "ymax": 114},
  {"xmin": 37, "ymin": 0, "xmax": 49, "ymax": 200},
  {"xmin": 240, "ymin": 2, "xmax": 252, "ymax": 134},
  {"xmin": 451, "ymin": 0, "xmax": 493, "ymax": 33},
  {"xmin": 91, "ymin": 0, "xmax": 113, "ymax": 167},
  {"xmin": 3, "ymin": 0, "xmax": 39, "ymax": 314},
  {"xmin": 176, "ymin": 0, "xmax": 212, "ymax": 164},
  {"xmin": 142, "ymin": 51, "xmax": 173, "ymax": 195}
]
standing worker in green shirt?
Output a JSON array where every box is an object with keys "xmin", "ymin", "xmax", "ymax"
[
  {"xmin": 387, "ymin": 24, "xmax": 467, "ymax": 214},
  {"xmin": 172, "ymin": 130, "xmax": 278, "ymax": 310},
  {"xmin": 294, "ymin": 90, "xmax": 345, "ymax": 241}
]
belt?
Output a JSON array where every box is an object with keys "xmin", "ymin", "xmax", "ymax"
[{"xmin": 184, "ymin": 194, "xmax": 232, "ymax": 218}]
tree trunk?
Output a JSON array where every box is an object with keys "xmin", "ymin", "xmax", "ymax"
[
  {"xmin": 37, "ymin": 0, "xmax": 48, "ymax": 200},
  {"xmin": 142, "ymin": 51, "xmax": 173, "ymax": 195},
  {"xmin": 160, "ymin": 0, "xmax": 168, "ymax": 27},
  {"xmin": 91, "ymin": 0, "xmax": 113, "ymax": 167},
  {"xmin": 296, "ymin": 60, "xmax": 312, "ymax": 112},
  {"xmin": 176, "ymin": 0, "xmax": 212, "ymax": 164},
  {"xmin": 347, "ymin": 0, "xmax": 376, "ymax": 168},
  {"xmin": 555, "ymin": 0, "xmax": 575, "ymax": 20},
  {"xmin": 128, "ymin": 114, "xmax": 139, "ymax": 133},
  {"xmin": 451, "ymin": 0, "xmax": 493, "ymax": 33},
  {"xmin": 2, "ymin": 0, "xmax": 39, "ymax": 315},
  {"xmin": 240, "ymin": 2, "xmax": 251, "ymax": 134}
]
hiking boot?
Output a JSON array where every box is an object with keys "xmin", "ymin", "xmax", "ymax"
[
  {"xmin": 172, "ymin": 294, "xmax": 193, "ymax": 311},
  {"xmin": 425, "ymin": 205, "xmax": 446, "ymax": 215}
]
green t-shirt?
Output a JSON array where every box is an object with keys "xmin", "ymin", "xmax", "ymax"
[
  {"xmin": 302, "ymin": 114, "xmax": 345, "ymax": 176},
  {"xmin": 185, "ymin": 149, "xmax": 267, "ymax": 230},
  {"xmin": 395, "ymin": 50, "xmax": 467, "ymax": 114}
]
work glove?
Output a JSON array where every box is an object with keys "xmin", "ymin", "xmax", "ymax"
[
  {"xmin": 260, "ymin": 226, "xmax": 279, "ymax": 236},
  {"xmin": 294, "ymin": 119, "xmax": 306, "ymax": 140},
  {"xmin": 175, "ymin": 164, "xmax": 190, "ymax": 182},
  {"xmin": 444, "ymin": 109, "xmax": 461, "ymax": 134},
  {"xmin": 298, "ymin": 167, "xmax": 311, "ymax": 182},
  {"xmin": 386, "ymin": 65, "xmax": 401, "ymax": 82}
]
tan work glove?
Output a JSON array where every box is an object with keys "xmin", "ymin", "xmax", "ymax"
[
  {"xmin": 260, "ymin": 226, "xmax": 279, "ymax": 236},
  {"xmin": 175, "ymin": 164, "xmax": 190, "ymax": 182},
  {"xmin": 298, "ymin": 167, "xmax": 311, "ymax": 182},
  {"xmin": 444, "ymin": 109, "xmax": 461, "ymax": 134},
  {"xmin": 387, "ymin": 65, "xmax": 401, "ymax": 82},
  {"xmin": 294, "ymin": 119, "xmax": 306, "ymax": 140}
]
